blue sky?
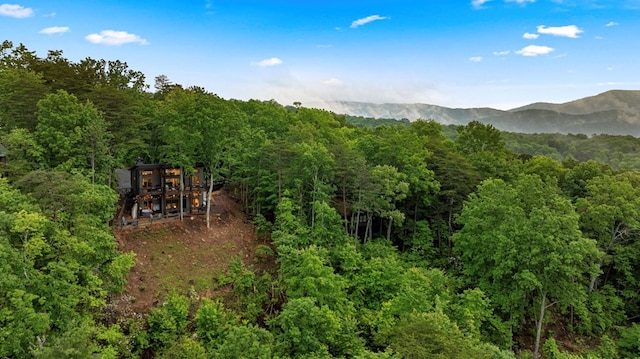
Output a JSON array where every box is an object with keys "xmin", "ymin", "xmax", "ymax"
[{"xmin": 1, "ymin": 0, "xmax": 639, "ymax": 109}]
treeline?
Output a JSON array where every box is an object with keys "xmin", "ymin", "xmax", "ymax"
[
  {"xmin": 344, "ymin": 115, "xmax": 411, "ymax": 128},
  {"xmin": 503, "ymin": 132, "xmax": 640, "ymax": 170},
  {"xmin": 2, "ymin": 40, "xmax": 640, "ymax": 358},
  {"xmin": 349, "ymin": 115, "xmax": 640, "ymax": 170}
]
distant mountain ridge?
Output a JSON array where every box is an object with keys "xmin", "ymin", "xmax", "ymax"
[
  {"xmin": 317, "ymin": 101, "xmax": 505, "ymax": 126},
  {"xmin": 312, "ymin": 90, "xmax": 640, "ymax": 136},
  {"xmin": 510, "ymin": 90, "xmax": 640, "ymax": 115}
]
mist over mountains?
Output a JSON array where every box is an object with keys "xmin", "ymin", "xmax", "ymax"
[{"xmin": 313, "ymin": 90, "xmax": 640, "ymax": 137}]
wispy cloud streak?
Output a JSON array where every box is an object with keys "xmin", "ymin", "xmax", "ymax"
[
  {"xmin": 252, "ymin": 57, "xmax": 283, "ymax": 67},
  {"xmin": 350, "ymin": 15, "xmax": 388, "ymax": 28},
  {"xmin": 40, "ymin": 26, "xmax": 70, "ymax": 35},
  {"xmin": 516, "ymin": 45, "xmax": 554, "ymax": 56},
  {"xmin": 85, "ymin": 30, "xmax": 149, "ymax": 45}
]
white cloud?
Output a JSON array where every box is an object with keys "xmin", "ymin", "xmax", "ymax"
[
  {"xmin": 605, "ymin": 21, "xmax": 619, "ymax": 27},
  {"xmin": 516, "ymin": 45, "xmax": 554, "ymax": 56},
  {"xmin": 85, "ymin": 30, "xmax": 148, "ymax": 45},
  {"xmin": 323, "ymin": 78, "xmax": 343, "ymax": 86},
  {"xmin": 252, "ymin": 57, "xmax": 283, "ymax": 67},
  {"xmin": 506, "ymin": 0, "xmax": 535, "ymax": 3},
  {"xmin": 523, "ymin": 32, "xmax": 539, "ymax": 39},
  {"xmin": 0, "ymin": 3, "xmax": 33, "ymax": 18},
  {"xmin": 39, "ymin": 26, "xmax": 69, "ymax": 35},
  {"xmin": 316, "ymin": 44, "xmax": 333, "ymax": 48},
  {"xmin": 350, "ymin": 15, "xmax": 388, "ymax": 29},
  {"xmin": 537, "ymin": 25, "xmax": 583, "ymax": 38},
  {"xmin": 471, "ymin": 0, "xmax": 492, "ymax": 8},
  {"xmin": 473, "ymin": 0, "xmax": 534, "ymax": 9},
  {"xmin": 493, "ymin": 50, "xmax": 510, "ymax": 55},
  {"xmin": 469, "ymin": 56, "xmax": 483, "ymax": 62}
]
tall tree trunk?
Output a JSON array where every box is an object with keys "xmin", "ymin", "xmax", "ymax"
[
  {"xmin": 91, "ymin": 149, "xmax": 95, "ymax": 185},
  {"xmin": 206, "ymin": 172, "xmax": 214, "ymax": 229},
  {"xmin": 179, "ymin": 167, "xmax": 184, "ymax": 221},
  {"xmin": 386, "ymin": 217, "xmax": 393, "ymax": 241},
  {"xmin": 311, "ymin": 174, "xmax": 318, "ymax": 230},
  {"xmin": 448, "ymin": 197, "xmax": 454, "ymax": 257},
  {"xmin": 369, "ymin": 215, "xmax": 373, "ymax": 242},
  {"xmin": 352, "ymin": 190, "xmax": 363, "ymax": 238},
  {"xmin": 413, "ymin": 202, "xmax": 418, "ymax": 238},
  {"xmin": 277, "ymin": 168, "xmax": 282, "ymax": 205},
  {"xmin": 363, "ymin": 215, "xmax": 368, "ymax": 244},
  {"xmin": 534, "ymin": 292, "xmax": 547, "ymax": 359},
  {"xmin": 436, "ymin": 218, "xmax": 442, "ymax": 253},
  {"xmin": 364, "ymin": 213, "xmax": 372, "ymax": 244},
  {"xmin": 342, "ymin": 183, "xmax": 349, "ymax": 234},
  {"xmin": 588, "ymin": 272, "xmax": 599, "ymax": 294},
  {"xmin": 298, "ymin": 188, "xmax": 304, "ymax": 218},
  {"xmin": 256, "ymin": 154, "xmax": 263, "ymax": 216}
]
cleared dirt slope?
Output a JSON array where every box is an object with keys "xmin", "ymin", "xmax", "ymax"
[{"xmin": 113, "ymin": 189, "xmax": 265, "ymax": 314}]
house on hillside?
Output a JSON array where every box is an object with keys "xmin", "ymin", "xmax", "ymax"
[{"xmin": 118, "ymin": 159, "xmax": 207, "ymax": 219}]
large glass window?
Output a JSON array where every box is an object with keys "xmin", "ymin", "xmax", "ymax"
[
  {"xmin": 142, "ymin": 197, "xmax": 161, "ymax": 212},
  {"xmin": 192, "ymin": 196, "xmax": 201, "ymax": 209},
  {"xmin": 142, "ymin": 170, "xmax": 155, "ymax": 191},
  {"xmin": 166, "ymin": 194, "xmax": 179, "ymax": 212},
  {"xmin": 192, "ymin": 174, "xmax": 201, "ymax": 186},
  {"xmin": 165, "ymin": 177, "xmax": 180, "ymax": 189},
  {"xmin": 165, "ymin": 168, "xmax": 181, "ymax": 176}
]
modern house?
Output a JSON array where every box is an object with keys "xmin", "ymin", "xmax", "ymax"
[{"xmin": 118, "ymin": 159, "xmax": 207, "ymax": 219}]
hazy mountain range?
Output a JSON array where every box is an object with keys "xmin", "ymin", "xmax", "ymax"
[{"xmin": 313, "ymin": 90, "xmax": 640, "ymax": 137}]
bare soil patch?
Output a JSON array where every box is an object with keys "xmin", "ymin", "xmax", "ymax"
[{"xmin": 112, "ymin": 189, "xmax": 267, "ymax": 314}]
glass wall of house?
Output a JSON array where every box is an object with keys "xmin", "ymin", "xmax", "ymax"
[
  {"xmin": 142, "ymin": 169, "xmax": 162, "ymax": 193},
  {"xmin": 164, "ymin": 168, "xmax": 181, "ymax": 190},
  {"xmin": 141, "ymin": 195, "xmax": 162, "ymax": 213},
  {"xmin": 166, "ymin": 193, "xmax": 179, "ymax": 213},
  {"xmin": 191, "ymin": 173, "xmax": 201, "ymax": 189},
  {"xmin": 165, "ymin": 194, "xmax": 197, "ymax": 214},
  {"xmin": 191, "ymin": 193, "xmax": 202, "ymax": 211},
  {"xmin": 133, "ymin": 164, "xmax": 209, "ymax": 218}
]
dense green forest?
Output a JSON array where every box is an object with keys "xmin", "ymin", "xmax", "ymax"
[
  {"xmin": 2, "ymin": 40, "xmax": 640, "ymax": 358},
  {"xmin": 343, "ymin": 117, "xmax": 640, "ymax": 171}
]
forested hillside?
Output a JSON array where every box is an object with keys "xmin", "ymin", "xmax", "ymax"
[
  {"xmin": 344, "ymin": 118, "xmax": 640, "ymax": 171},
  {"xmin": 3, "ymin": 40, "xmax": 640, "ymax": 358}
]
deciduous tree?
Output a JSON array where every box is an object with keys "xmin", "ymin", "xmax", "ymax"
[{"xmin": 454, "ymin": 174, "xmax": 601, "ymax": 358}]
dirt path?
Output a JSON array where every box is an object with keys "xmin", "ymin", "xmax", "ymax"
[{"xmin": 112, "ymin": 189, "xmax": 265, "ymax": 314}]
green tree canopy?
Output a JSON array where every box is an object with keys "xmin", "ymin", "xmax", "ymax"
[{"xmin": 454, "ymin": 174, "xmax": 601, "ymax": 357}]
